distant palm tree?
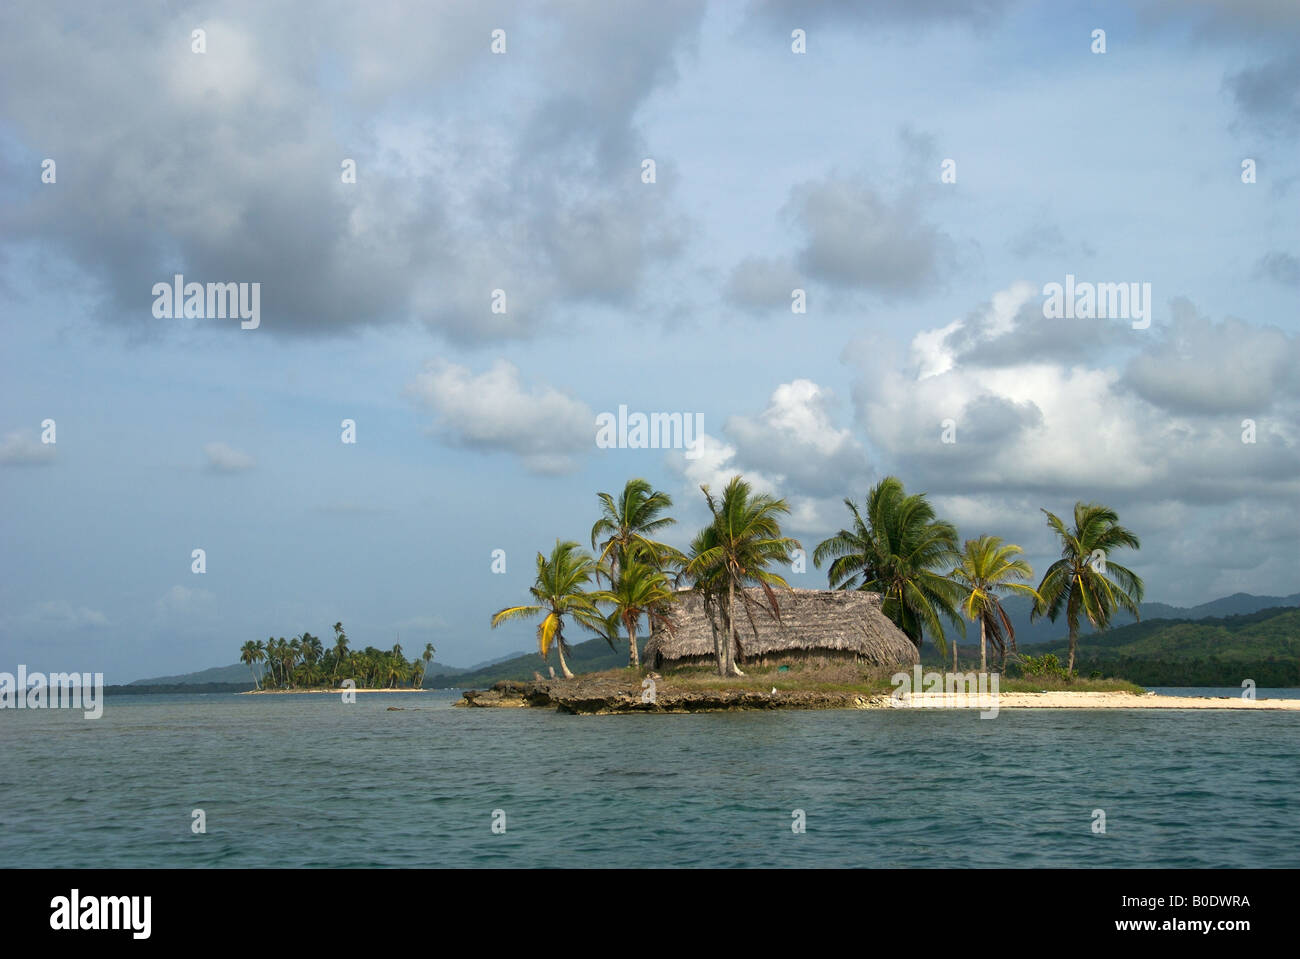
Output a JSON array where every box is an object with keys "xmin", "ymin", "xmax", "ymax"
[
  {"xmin": 1033, "ymin": 503, "xmax": 1144, "ymax": 676},
  {"xmin": 490, "ymin": 540, "xmax": 606, "ymax": 679},
  {"xmin": 950, "ymin": 536, "xmax": 1040, "ymax": 672},
  {"xmin": 593, "ymin": 558, "xmax": 676, "ymax": 667},
  {"xmin": 687, "ymin": 477, "xmax": 802, "ymax": 677},
  {"xmin": 813, "ymin": 476, "xmax": 965, "ymax": 659},
  {"xmin": 421, "ymin": 643, "xmax": 435, "ymax": 688},
  {"xmin": 331, "ymin": 623, "xmax": 349, "ymax": 685},
  {"xmin": 239, "ymin": 640, "xmax": 264, "ymax": 690}
]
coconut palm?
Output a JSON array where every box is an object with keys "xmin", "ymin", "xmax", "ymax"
[
  {"xmin": 490, "ymin": 540, "xmax": 606, "ymax": 679},
  {"xmin": 686, "ymin": 476, "xmax": 802, "ymax": 677},
  {"xmin": 950, "ymin": 535, "xmax": 1040, "ymax": 673},
  {"xmin": 420, "ymin": 642, "xmax": 435, "ymax": 688},
  {"xmin": 331, "ymin": 623, "xmax": 349, "ymax": 685},
  {"xmin": 1033, "ymin": 502, "xmax": 1144, "ymax": 676},
  {"xmin": 685, "ymin": 524, "xmax": 727, "ymax": 672},
  {"xmin": 812, "ymin": 476, "xmax": 965, "ymax": 659},
  {"xmin": 239, "ymin": 640, "xmax": 264, "ymax": 690},
  {"xmin": 593, "ymin": 558, "xmax": 676, "ymax": 667},
  {"xmin": 591, "ymin": 478, "xmax": 685, "ymax": 581}
]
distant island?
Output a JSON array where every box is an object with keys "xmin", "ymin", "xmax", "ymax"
[{"xmin": 235, "ymin": 623, "xmax": 435, "ymax": 693}]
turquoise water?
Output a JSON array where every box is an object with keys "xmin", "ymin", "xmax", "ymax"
[{"xmin": 2, "ymin": 690, "xmax": 1298, "ymax": 868}]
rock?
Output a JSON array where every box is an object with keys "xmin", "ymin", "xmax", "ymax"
[{"xmin": 456, "ymin": 676, "xmax": 892, "ymax": 714}]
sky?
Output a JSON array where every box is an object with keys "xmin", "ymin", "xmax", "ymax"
[{"xmin": 1, "ymin": 0, "xmax": 1297, "ymax": 682}]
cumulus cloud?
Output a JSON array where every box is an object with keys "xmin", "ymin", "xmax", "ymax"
[
  {"xmin": 0, "ymin": 1, "xmax": 701, "ymax": 343},
  {"xmin": 405, "ymin": 359, "xmax": 594, "ymax": 475},
  {"xmin": 846, "ymin": 283, "xmax": 1300, "ymax": 506},
  {"xmin": 746, "ymin": 0, "xmax": 1011, "ymax": 30},
  {"xmin": 7, "ymin": 601, "xmax": 109, "ymax": 629},
  {"xmin": 0, "ymin": 429, "xmax": 55, "ymax": 466},
  {"xmin": 786, "ymin": 174, "xmax": 953, "ymax": 296},
  {"xmin": 203, "ymin": 441, "xmax": 255, "ymax": 472},
  {"xmin": 1122, "ymin": 300, "xmax": 1300, "ymax": 415},
  {"xmin": 666, "ymin": 379, "xmax": 871, "ymax": 530},
  {"xmin": 155, "ymin": 585, "xmax": 216, "ymax": 620},
  {"xmin": 725, "ymin": 256, "xmax": 804, "ymax": 314}
]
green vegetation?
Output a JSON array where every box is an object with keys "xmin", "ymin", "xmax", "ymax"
[
  {"xmin": 1033, "ymin": 502, "xmax": 1144, "ymax": 674},
  {"xmin": 812, "ymin": 477, "xmax": 965, "ymax": 659},
  {"xmin": 486, "ymin": 473, "xmax": 1159, "ymax": 685},
  {"xmin": 686, "ymin": 476, "xmax": 802, "ymax": 676},
  {"xmin": 949, "ymin": 535, "xmax": 1040, "ymax": 673},
  {"xmin": 234, "ymin": 622, "xmax": 433, "ymax": 690},
  {"xmin": 490, "ymin": 540, "xmax": 608, "ymax": 679},
  {"xmin": 1036, "ymin": 607, "xmax": 1300, "ymax": 686}
]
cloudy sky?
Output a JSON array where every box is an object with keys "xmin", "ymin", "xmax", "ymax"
[{"xmin": 2, "ymin": 0, "xmax": 1297, "ymax": 682}]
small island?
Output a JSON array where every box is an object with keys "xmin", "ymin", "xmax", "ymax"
[
  {"xmin": 237, "ymin": 623, "xmax": 435, "ymax": 693},
  {"xmin": 464, "ymin": 475, "xmax": 1298, "ymax": 714}
]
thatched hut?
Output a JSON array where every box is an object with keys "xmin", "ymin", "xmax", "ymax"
[{"xmin": 643, "ymin": 587, "xmax": 919, "ymax": 670}]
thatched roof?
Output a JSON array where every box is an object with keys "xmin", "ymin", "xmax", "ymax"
[{"xmin": 644, "ymin": 587, "xmax": 919, "ymax": 667}]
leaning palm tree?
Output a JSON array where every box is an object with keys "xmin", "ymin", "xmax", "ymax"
[
  {"xmin": 421, "ymin": 643, "xmax": 435, "ymax": 688},
  {"xmin": 1033, "ymin": 502, "xmax": 1144, "ymax": 676},
  {"xmin": 950, "ymin": 535, "xmax": 1040, "ymax": 673},
  {"xmin": 592, "ymin": 558, "xmax": 677, "ymax": 667},
  {"xmin": 239, "ymin": 640, "xmax": 264, "ymax": 690},
  {"xmin": 686, "ymin": 476, "xmax": 802, "ymax": 677},
  {"xmin": 591, "ymin": 478, "xmax": 686, "ymax": 582},
  {"xmin": 813, "ymin": 476, "xmax": 965, "ymax": 659},
  {"xmin": 490, "ymin": 540, "xmax": 607, "ymax": 679}
]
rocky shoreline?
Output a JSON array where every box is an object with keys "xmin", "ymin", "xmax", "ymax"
[
  {"xmin": 456, "ymin": 677, "xmax": 887, "ymax": 714},
  {"xmin": 454, "ymin": 678, "xmax": 1300, "ymax": 714}
]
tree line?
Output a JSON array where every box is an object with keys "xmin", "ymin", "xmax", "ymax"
[
  {"xmin": 492, "ymin": 475, "xmax": 1144, "ymax": 679},
  {"xmin": 239, "ymin": 623, "xmax": 436, "ymax": 691}
]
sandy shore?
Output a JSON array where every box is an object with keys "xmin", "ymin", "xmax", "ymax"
[
  {"xmin": 242, "ymin": 688, "xmax": 427, "ymax": 695},
  {"xmin": 902, "ymin": 691, "xmax": 1300, "ymax": 710}
]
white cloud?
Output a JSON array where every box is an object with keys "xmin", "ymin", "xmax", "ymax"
[
  {"xmin": 7, "ymin": 600, "xmax": 109, "ymax": 629},
  {"xmin": 0, "ymin": 429, "xmax": 55, "ymax": 466},
  {"xmin": 204, "ymin": 442, "xmax": 255, "ymax": 472},
  {"xmin": 405, "ymin": 359, "xmax": 594, "ymax": 475}
]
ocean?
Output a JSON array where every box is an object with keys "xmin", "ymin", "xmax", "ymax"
[{"xmin": 2, "ymin": 689, "xmax": 1298, "ymax": 868}]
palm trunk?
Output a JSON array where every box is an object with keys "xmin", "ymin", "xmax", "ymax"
[
  {"xmin": 952, "ymin": 635, "xmax": 957, "ymax": 672},
  {"xmin": 724, "ymin": 579, "xmax": 744, "ymax": 676},
  {"xmin": 1067, "ymin": 624, "xmax": 1077, "ymax": 678},
  {"xmin": 556, "ymin": 641, "xmax": 575, "ymax": 680},
  {"xmin": 979, "ymin": 619, "xmax": 987, "ymax": 673},
  {"xmin": 627, "ymin": 619, "xmax": 639, "ymax": 668}
]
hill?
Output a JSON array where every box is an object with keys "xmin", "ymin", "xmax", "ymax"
[
  {"xmin": 998, "ymin": 591, "xmax": 1300, "ymax": 647},
  {"xmin": 426, "ymin": 637, "xmax": 634, "ymax": 688},
  {"xmin": 1032, "ymin": 606, "xmax": 1300, "ymax": 686}
]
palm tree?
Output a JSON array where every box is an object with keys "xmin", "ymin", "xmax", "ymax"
[
  {"xmin": 686, "ymin": 524, "xmax": 726, "ymax": 672},
  {"xmin": 240, "ymin": 640, "xmax": 264, "ymax": 690},
  {"xmin": 950, "ymin": 535, "xmax": 1040, "ymax": 673},
  {"xmin": 490, "ymin": 540, "xmax": 606, "ymax": 679},
  {"xmin": 591, "ymin": 478, "xmax": 685, "ymax": 582},
  {"xmin": 331, "ymin": 623, "xmax": 349, "ymax": 685},
  {"xmin": 812, "ymin": 476, "xmax": 965, "ymax": 659},
  {"xmin": 421, "ymin": 643, "xmax": 435, "ymax": 688},
  {"xmin": 686, "ymin": 476, "xmax": 802, "ymax": 677},
  {"xmin": 593, "ymin": 558, "xmax": 676, "ymax": 667},
  {"xmin": 1033, "ymin": 502, "xmax": 1144, "ymax": 676}
]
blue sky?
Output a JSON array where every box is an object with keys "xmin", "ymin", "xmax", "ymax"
[{"xmin": 2, "ymin": 0, "xmax": 1297, "ymax": 681}]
